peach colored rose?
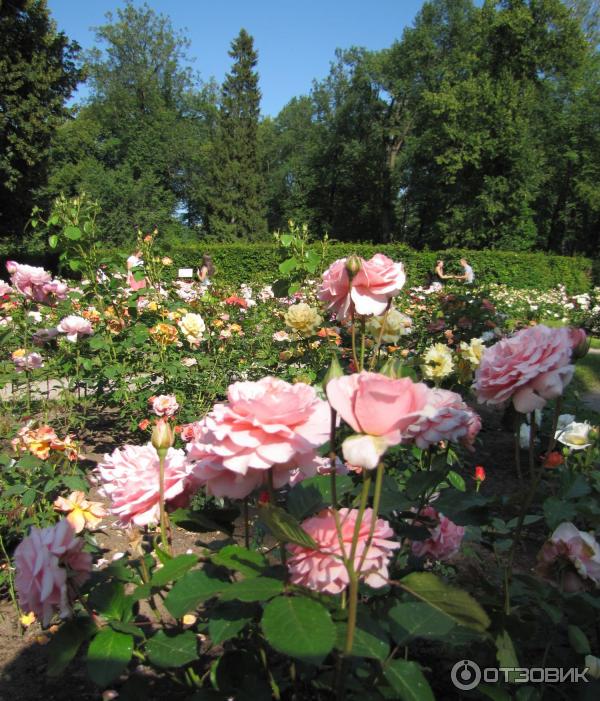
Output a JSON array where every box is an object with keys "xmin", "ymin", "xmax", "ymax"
[
  {"xmin": 474, "ymin": 325, "xmax": 573, "ymax": 413},
  {"xmin": 53, "ymin": 491, "xmax": 107, "ymax": 533},
  {"xmin": 96, "ymin": 444, "xmax": 197, "ymax": 526},
  {"xmin": 14, "ymin": 520, "xmax": 92, "ymax": 626},
  {"xmin": 410, "ymin": 506, "xmax": 465, "ymax": 561},
  {"xmin": 318, "ymin": 254, "xmax": 405, "ymax": 320},
  {"xmin": 287, "ymin": 508, "xmax": 399, "ymax": 594},
  {"xmin": 185, "ymin": 377, "xmax": 330, "ymax": 499}
]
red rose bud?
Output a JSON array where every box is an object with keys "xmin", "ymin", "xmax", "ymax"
[
  {"xmin": 543, "ymin": 451, "xmax": 564, "ymax": 469},
  {"xmin": 258, "ymin": 490, "xmax": 270, "ymax": 505},
  {"xmin": 151, "ymin": 418, "xmax": 174, "ymax": 453},
  {"xmin": 475, "ymin": 466, "xmax": 486, "ymax": 482},
  {"xmin": 138, "ymin": 418, "xmax": 150, "ymax": 431}
]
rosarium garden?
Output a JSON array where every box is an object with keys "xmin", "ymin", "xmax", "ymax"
[{"xmin": 1, "ymin": 222, "xmax": 599, "ymax": 700}]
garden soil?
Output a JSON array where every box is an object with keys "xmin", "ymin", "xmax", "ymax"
[{"xmin": 0, "ymin": 403, "xmax": 594, "ymax": 700}]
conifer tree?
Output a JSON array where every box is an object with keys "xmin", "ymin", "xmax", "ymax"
[{"xmin": 208, "ymin": 29, "xmax": 267, "ymax": 240}]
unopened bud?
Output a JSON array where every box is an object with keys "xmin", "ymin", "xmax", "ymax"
[
  {"xmin": 380, "ymin": 356, "xmax": 406, "ymax": 379},
  {"xmin": 569, "ymin": 327, "xmax": 590, "ymax": 361},
  {"xmin": 151, "ymin": 419, "xmax": 174, "ymax": 453},
  {"xmin": 323, "ymin": 354, "xmax": 344, "ymax": 389},
  {"xmin": 345, "ymin": 255, "xmax": 362, "ymax": 279}
]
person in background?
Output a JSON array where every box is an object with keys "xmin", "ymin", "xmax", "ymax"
[
  {"xmin": 425, "ymin": 259, "xmax": 449, "ymax": 290},
  {"xmin": 196, "ymin": 254, "xmax": 215, "ymax": 286},
  {"xmin": 457, "ymin": 257, "xmax": 474, "ymax": 284}
]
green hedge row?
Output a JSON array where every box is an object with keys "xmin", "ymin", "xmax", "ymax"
[
  {"xmin": 0, "ymin": 239, "xmax": 593, "ymax": 293},
  {"xmin": 157, "ymin": 242, "xmax": 593, "ymax": 293}
]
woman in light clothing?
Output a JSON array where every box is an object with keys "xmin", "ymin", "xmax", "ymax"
[{"xmin": 196, "ymin": 254, "xmax": 215, "ymax": 286}]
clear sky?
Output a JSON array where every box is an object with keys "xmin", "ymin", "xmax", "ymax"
[{"xmin": 47, "ymin": 0, "xmax": 427, "ymax": 116}]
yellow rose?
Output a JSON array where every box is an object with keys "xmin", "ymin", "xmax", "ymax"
[
  {"xmin": 421, "ymin": 343, "xmax": 454, "ymax": 381},
  {"xmin": 459, "ymin": 338, "xmax": 484, "ymax": 367},
  {"xmin": 178, "ymin": 313, "xmax": 205, "ymax": 346},
  {"xmin": 284, "ymin": 303, "xmax": 322, "ymax": 335},
  {"xmin": 150, "ymin": 323, "xmax": 178, "ymax": 346},
  {"xmin": 366, "ymin": 308, "xmax": 413, "ymax": 344}
]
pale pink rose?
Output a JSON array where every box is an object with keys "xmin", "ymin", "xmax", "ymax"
[
  {"xmin": 42, "ymin": 279, "xmax": 69, "ymax": 301},
  {"xmin": 405, "ymin": 388, "xmax": 482, "ymax": 450},
  {"xmin": 287, "ymin": 507, "xmax": 400, "ymax": 594},
  {"xmin": 6, "ymin": 262, "xmax": 68, "ymax": 304},
  {"xmin": 326, "ymin": 371, "xmax": 431, "ymax": 468},
  {"xmin": 14, "ymin": 520, "xmax": 92, "ymax": 626},
  {"xmin": 12, "ymin": 350, "xmax": 44, "ymax": 372},
  {"xmin": 537, "ymin": 522, "xmax": 600, "ymax": 591},
  {"xmin": 32, "ymin": 328, "xmax": 60, "ymax": 346},
  {"xmin": 57, "ymin": 315, "xmax": 94, "ymax": 342},
  {"xmin": 410, "ymin": 506, "xmax": 465, "ymax": 561},
  {"xmin": 150, "ymin": 394, "xmax": 179, "ymax": 418},
  {"xmin": 0, "ymin": 281, "xmax": 12, "ymax": 296},
  {"xmin": 474, "ymin": 325, "xmax": 574, "ymax": 413},
  {"xmin": 185, "ymin": 377, "xmax": 330, "ymax": 499},
  {"xmin": 272, "ymin": 330, "xmax": 290, "ymax": 342},
  {"xmin": 318, "ymin": 254, "xmax": 405, "ymax": 320},
  {"xmin": 95, "ymin": 444, "xmax": 197, "ymax": 527}
]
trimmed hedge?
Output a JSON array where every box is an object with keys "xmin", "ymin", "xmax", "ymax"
[
  {"xmin": 0, "ymin": 239, "xmax": 593, "ymax": 293},
  {"xmin": 156, "ymin": 243, "xmax": 593, "ymax": 293}
]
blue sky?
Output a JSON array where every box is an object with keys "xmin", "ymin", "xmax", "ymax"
[{"xmin": 47, "ymin": 0, "xmax": 426, "ymax": 116}]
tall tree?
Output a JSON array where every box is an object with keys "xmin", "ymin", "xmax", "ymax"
[
  {"xmin": 208, "ymin": 29, "xmax": 267, "ymax": 240},
  {"xmin": 47, "ymin": 1, "xmax": 215, "ymax": 245},
  {"xmin": 0, "ymin": 0, "xmax": 81, "ymax": 240}
]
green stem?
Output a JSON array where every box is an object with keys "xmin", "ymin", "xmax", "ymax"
[
  {"xmin": 243, "ymin": 497, "xmax": 250, "ymax": 550},
  {"xmin": 546, "ymin": 398, "xmax": 562, "ymax": 455},
  {"xmin": 514, "ymin": 413, "xmax": 523, "ymax": 482},
  {"xmin": 359, "ymin": 317, "xmax": 366, "ymax": 371},
  {"xmin": 350, "ymin": 308, "xmax": 360, "ymax": 371},
  {"xmin": 157, "ymin": 450, "xmax": 171, "ymax": 555},
  {"xmin": 368, "ymin": 303, "xmax": 391, "ymax": 371},
  {"xmin": 357, "ymin": 462, "xmax": 385, "ymax": 573},
  {"xmin": 529, "ymin": 413, "xmax": 537, "ymax": 482}
]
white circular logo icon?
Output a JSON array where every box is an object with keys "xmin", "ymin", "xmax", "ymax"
[{"xmin": 451, "ymin": 660, "xmax": 482, "ymax": 690}]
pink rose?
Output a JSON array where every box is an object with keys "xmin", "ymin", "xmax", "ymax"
[
  {"xmin": 568, "ymin": 327, "xmax": 589, "ymax": 360},
  {"xmin": 326, "ymin": 371, "xmax": 430, "ymax": 468},
  {"xmin": 405, "ymin": 388, "xmax": 482, "ymax": 450},
  {"xmin": 287, "ymin": 508, "xmax": 400, "ymax": 594},
  {"xmin": 537, "ymin": 522, "xmax": 600, "ymax": 591},
  {"xmin": 318, "ymin": 254, "xmax": 405, "ymax": 320},
  {"xmin": 127, "ymin": 271, "xmax": 147, "ymax": 291},
  {"xmin": 57, "ymin": 315, "xmax": 94, "ymax": 342},
  {"xmin": 0, "ymin": 281, "xmax": 12, "ymax": 296},
  {"xmin": 185, "ymin": 377, "xmax": 330, "ymax": 499},
  {"xmin": 150, "ymin": 394, "xmax": 179, "ymax": 417},
  {"xmin": 474, "ymin": 325, "xmax": 574, "ymax": 413},
  {"xmin": 6, "ymin": 261, "xmax": 68, "ymax": 304},
  {"xmin": 14, "ymin": 520, "xmax": 92, "ymax": 626},
  {"xmin": 95, "ymin": 444, "xmax": 197, "ymax": 526},
  {"xmin": 12, "ymin": 350, "xmax": 44, "ymax": 372},
  {"xmin": 410, "ymin": 506, "xmax": 465, "ymax": 561}
]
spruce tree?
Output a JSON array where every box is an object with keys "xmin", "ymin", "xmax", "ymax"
[{"xmin": 209, "ymin": 29, "xmax": 267, "ymax": 240}]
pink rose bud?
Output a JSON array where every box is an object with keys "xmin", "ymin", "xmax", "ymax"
[
  {"xmin": 323, "ymin": 354, "xmax": 344, "ymax": 389},
  {"xmin": 569, "ymin": 327, "xmax": 590, "ymax": 361}
]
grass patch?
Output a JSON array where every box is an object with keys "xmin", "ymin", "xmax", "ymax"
[{"xmin": 572, "ymin": 352, "xmax": 600, "ymax": 395}]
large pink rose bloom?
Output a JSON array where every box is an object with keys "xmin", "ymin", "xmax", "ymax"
[
  {"xmin": 57, "ymin": 315, "xmax": 94, "ymax": 342},
  {"xmin": 287, "ymin": 508, "xmax": 399, "ymax": 594},
  {"xmin": 410, "ymin": 506, "xmax": 465, "ymax": 561},
  {"xmin": 6, "ymin": 261, "xmax": 68, "ymax": 304},
  {"xmin": 96, "ymin": 444, "xmax": 197, "ymax": 526},
  {"xmin": 326, "ymin": 371, "xmax": 431, "ymax": 468},
  {"xmin": 14, "ymin": 520, "xmax": 92, "ymax": 626},
  {"xmin": 405, "ymin": 388, "xmax": 481, "ymax": 450},
  {"xmin": 537, "ymin": 522, "xmax": 600, "ymax": 592},
  {"xmin": 474, "ymin": 325, "xmax": 574, "ymax": 413},
  {"xmin": 185, "ymin": 377, "xmax": 330, "ymax": 499},
  {"xmin": 318, "ymin": 254, "xmax": 405, "ymax": 320}
]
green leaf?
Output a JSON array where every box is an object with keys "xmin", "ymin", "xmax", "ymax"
[
  {"xmin": 447, "ymin": 470, "xmax": 466, "ymax": 492},
  {"xmin": 86, "ymin": 629, "xmax": 133, "ymax": 687},
  {"xmin": 109, "ymin": 621, "xmax": 145, "ymax": 639},
  {"xmin": 219, "ymin": 577, "xmax": 284, "ymax": 602},
  {"xmin": 496, "ymin": 629, "xmax": 519, "ymax": 668},
  {"xmin": 400, "ymin": 572, "xmax": 490, "ymax": 632},
  {"xmin": 405, "ymin": 470, "xmax": 445, "ymax": 500},
  {"xmin": 88, "ymin": 581, "xmax": 131, "ymax": 621},
  {"xmin": 68, "ymin": 258, "xmax": 81, "ymax": 271},
  {"xmin": 165, "ymin": 570, "xmax": 229, "ymax": 618},
  {"xmin": 279, "ymin": 234, "xmax": 293, "ymax": 246},
  {"xmin": 568, "ymin": 624, "xmax": 591, "ymax": 655},
  {"xmin": 278, "ymin": 257, "xmax": 298, "ymax": 275},
  {"xmin": 543, "ymin": 497, "xmax": 576, "ymax": 529},
  {"xmin": 258, "ymin": 504, "xmax": 319, "ymax": 548},
  {"xmin": 21, "ymin": 488, "xmax": 37, "ymax": 507},
  {"xmin": 212, "ymin": 545, "xmax": 268, "ymax": 578},
  {"xmin": 169, "ymin": 507, "xmax": 237, "ymax": 535},
  {"xmin": 150, "ymin": 554, "xmax": 198, "ymax": 587},
  {"xmin": 261, "ymin": 596, "xmax": 335, "ymax": 663},
  {"xmin": 388, "ymin": 601, "xmax": 455, "ymax": 643},
  {"xmin": 64, "ymin": 225, "xmax": 82, "ymax": 240},
  {"xmin": 146, "ymin": 630, "xmax": 199, "ymax": 668},
  {"xmin": 47, "ymin": 618, "xmax": 96, "ymax": 676},
  {"xmin": 208, "ymin": 602, "xmax": 256, "ymax": 645},
  {"xmin": 383, "ymin": 659, "xmax": 435, "ymax": 701},
  {"xmin": 89, "ymin": 335, "xmax": 109, "ymax": 350},
  {"xmin": 286, "ymin": 482, "xmax": 324, "ymax": 519},
  {"xmin": 48, "ymin": 234, "xmax": 58, "ymax": 249},
  {"xmin": 335, "ymin": 615, "xmax": 390, "ymax": 659}
]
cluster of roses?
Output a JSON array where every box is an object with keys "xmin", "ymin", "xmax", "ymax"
[{"xmin": 12, "ymin": 423, "xmax": 79, "ymax": 461}]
